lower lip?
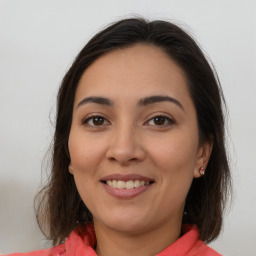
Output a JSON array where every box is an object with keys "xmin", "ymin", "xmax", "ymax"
[{"xmin": 103, "ymin": 183, "xmax": 153, "ymax": 199}]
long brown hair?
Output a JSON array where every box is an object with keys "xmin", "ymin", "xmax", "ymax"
[{"xmin": 35, "ymin": 17, "xmax": 232, "ymax": 245}]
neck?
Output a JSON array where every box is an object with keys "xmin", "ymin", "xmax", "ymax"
[{"xmin": 94, "ymin": 219, "xmax": 182, "ymax": 256}]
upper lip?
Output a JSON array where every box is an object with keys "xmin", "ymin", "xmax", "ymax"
[{"xmin": 101, "ymin": 173, "xmax": 154, "ymax": 182}]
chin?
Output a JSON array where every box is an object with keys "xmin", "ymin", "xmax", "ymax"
[
  {"xmin": 94, "ymin": 211, "xmax": 152, "ymax": 235},
  {"xmin": 109, "ymin": 221, "xmax": 149, "ymax": 235}
]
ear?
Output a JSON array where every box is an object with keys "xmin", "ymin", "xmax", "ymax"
[
  {"xmin": 193, "ymin": 137, "xmax": 213, "ymax": 178},
  {"xmin": 69, "ymin": 163, "xmax": 74, "ymax": 175}
]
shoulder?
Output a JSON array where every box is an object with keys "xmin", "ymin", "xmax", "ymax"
[
  {"xmin": 192, "ymin": 241, "xmax": 222, "ymax": 256},
  {"xmin": 4, "ymin": 224, "xmax": 96, "ymax": 256},
  {"xmin": 4, "ymin": 244, "xmax": 65, "ymax": 256},
  {"xmin": 158, "ymin": 225, "xmax": 222, "ymax": 256},
  {"xmin": 183, "ymin": 225, "xmax": 222, "ymax": 256}
]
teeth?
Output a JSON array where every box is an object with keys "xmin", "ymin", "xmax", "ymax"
[
  {"xmin": 112, "ymin": 180, "xmax": 117, "ymax": 187},
  {"xmin": 106, "ymin": 180, "xmax": 112, "ymax": 186},
  {"xmin": 117, "ymin": 180, "xmax": 126, "ymax": 189},
  {"xmin": 106, "ymin": 180, "xmax": 151, "ymax": 189},
  {"xmin": 126, "ymin": 180, "xmax": 134, "ymax": 189},
  {"xmin": 134, "ymin": 180, "xmax": 141, "ymax": 188}
]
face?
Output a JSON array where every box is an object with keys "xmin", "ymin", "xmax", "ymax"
[{"xmin": 68, "ymin": 44, "xmax": 211, "ymax": 235}]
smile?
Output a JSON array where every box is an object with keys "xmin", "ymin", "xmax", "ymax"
[
  {"xmin": 101, "ymin": 174, "xmax": 154, "ymax": 198},
  {"xmin": 105, "ymin": 180, "xmax": 151, "ymax": 189}
]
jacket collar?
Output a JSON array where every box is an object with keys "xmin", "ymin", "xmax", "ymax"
[{"xmin": 64, "ymin": 224, "xmax": 207, "ymax": 256}]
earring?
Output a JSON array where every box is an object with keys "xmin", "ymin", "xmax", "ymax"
[{"xmin": 199, "ymin": 166, "xmax": 205, "ymax": 176}]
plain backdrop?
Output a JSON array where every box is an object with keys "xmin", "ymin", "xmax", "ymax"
[{"xmin": 0, "ymin": 0, "xmax": 255, "ymax": 255}]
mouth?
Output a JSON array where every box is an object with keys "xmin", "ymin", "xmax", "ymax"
[
  {"xmin": 101, "ymin": 179, "xmax": 154, "ymax": 189},
  {"xmin": 100, "ymin": 174, "xmax": 155, "ymax": 198}
]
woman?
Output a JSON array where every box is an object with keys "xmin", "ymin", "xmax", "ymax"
[{"xmin": 8, "ymin": 17, "xmax": 231, "ymax": 256}]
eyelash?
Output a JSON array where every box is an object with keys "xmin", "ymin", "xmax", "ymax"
[{"xmin": 82, "ymin": 115, "xmax": 175, "ymax": 128}]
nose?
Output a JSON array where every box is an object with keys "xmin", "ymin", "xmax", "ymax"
[{"xmin": 105, "ymin": 124, "xmax": 146, "ymax": 165}]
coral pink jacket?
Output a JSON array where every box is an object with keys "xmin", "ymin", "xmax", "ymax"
[{"xmin": 6, "ymin": 225, "xmax": 222, "ymax": 256}]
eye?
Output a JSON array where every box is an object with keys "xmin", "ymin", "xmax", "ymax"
[
  {"xmin": 82, "ymin": 115, "xmax": 110, "ymax": 127},
  {"xmin": 146, "ymin": 115, "xmax": 175, "ymax": 126}
]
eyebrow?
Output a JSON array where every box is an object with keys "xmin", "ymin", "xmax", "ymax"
[{"xmin": 77, "ymin": 95, "xmax": 184, "ymax": 110}]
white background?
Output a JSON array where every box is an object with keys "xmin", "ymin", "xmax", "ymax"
[{"xmin": 0, "ymin": 0, "xmax": 255, "ymax": 255}]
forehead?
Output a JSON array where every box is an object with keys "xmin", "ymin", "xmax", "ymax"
[{"xmin": 75, "ymin": 44, "xmax": 191, "ymax": 105}]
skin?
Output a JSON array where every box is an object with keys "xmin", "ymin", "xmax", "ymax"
[{"xmin": 68, "ymin": 44, "xmax": 212, "ymax": 256}]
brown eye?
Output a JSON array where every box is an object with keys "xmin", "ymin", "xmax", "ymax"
[
  {"xmin": 154, "ymin": 116, "xmax": 166, "ymax": 125},
  {"xmin": 147, "ymin": 115, "xmax": 175, "ymax": 126},
  {"xmin": 92, "ymin": 117, "xmax": 104, "ymax": 126},
  {"xmin": 83, "ymin": 116, "xmax": 110, "ymax": 127}
]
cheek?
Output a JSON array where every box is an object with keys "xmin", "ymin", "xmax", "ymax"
[
  {"xmin": 68, "ymin": 129, "xmax": 106, "ymax": 173},
  {"xmin": 149, "ymin": 132, "xmax": 198, "ymax": 173},
  {"xmin": 148, "ymin": 131, "xmax": 198, "ymax": 201},
  {"xmin": 151, "ymin": 136, "xmax": 198, "ymax": 209},
  {"xmin": 68, "ymin": 130, "xmax": 104, "ymax": 210}
]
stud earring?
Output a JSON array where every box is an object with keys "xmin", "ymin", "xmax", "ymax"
[{"xmin": 199, "ymin": 166, "xmax": 205, "ymax": 176}]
